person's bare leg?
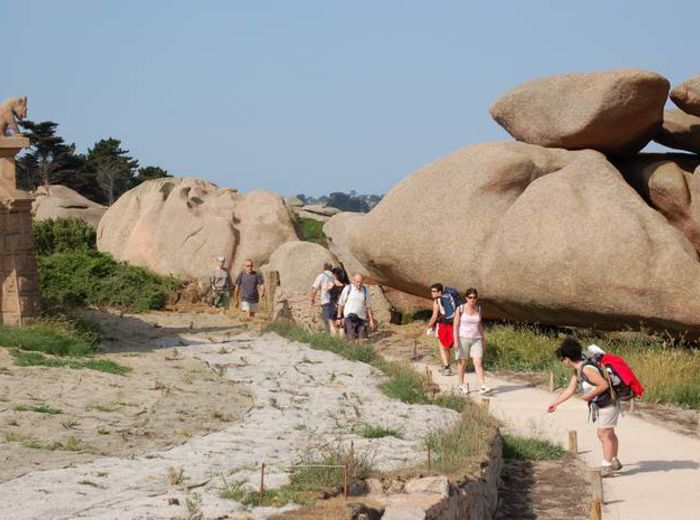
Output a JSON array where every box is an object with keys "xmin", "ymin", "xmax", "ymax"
[
  {"xmin": 439, "ymin": 346, "xmax": 450, "ymax": 368},
  {"xmin": 328, "ymin": 319, "xmax": 338, "ymax": 336},
  {"xmin": 597, "ymin": 428, "xmax": 617, "ymax": 461},
  {"xmin": 473, "ymin": 356, "xmax": 486, "ymax": 387},
  {"xmin": 457, "ymin": 358, "xmax": 466, "ymax": 385}
]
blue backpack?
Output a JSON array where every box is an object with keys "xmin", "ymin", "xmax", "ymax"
[{"xmin": 438, "ymin": 287, "xmax": 464, "ymax": 323}]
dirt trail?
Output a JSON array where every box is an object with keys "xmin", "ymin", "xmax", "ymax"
[{"xmin": 417, "ymin": 363, "xmax": 700, "ymax": 520}]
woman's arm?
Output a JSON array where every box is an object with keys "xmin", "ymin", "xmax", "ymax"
[
  {"xmin": 547, "ymin": 373, "xmax": 578, "ymax": 412},
  {"xmin": 580, "ymin": 365, "xmax": 609, "ymax": 402},
  {"xmin": 453, "ymin": 305, "xmax": 461, "ymax": 346}
]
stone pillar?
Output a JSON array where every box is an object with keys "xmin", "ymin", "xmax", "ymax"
[{"xmin": 0, "ymin": 136, "xmax": 40, "ymax": 325}]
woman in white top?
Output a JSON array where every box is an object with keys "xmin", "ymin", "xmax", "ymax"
[{"xmin": 453, "ymin": 288, "xmax": 490, "ymax": 395}]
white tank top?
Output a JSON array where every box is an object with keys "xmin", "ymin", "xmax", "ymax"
[{"xmin": 458, "ymin": 305, "xmax": 481, "ymax": 338}]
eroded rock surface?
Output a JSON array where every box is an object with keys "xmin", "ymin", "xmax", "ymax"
[
  {"xmin": 32, "ymin": 184, "xmax": 107, "ymax": 228},
  {"xmin": 670, "ymin": 74, "xmax": 700, "ymax": 117},
  {"xmin": 653, "ymin": 109, "xmax": 700, "ymax": 154}
]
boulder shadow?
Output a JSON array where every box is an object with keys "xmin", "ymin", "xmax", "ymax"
[{"xmin": 621, "ymin": 459, "xmax": 700, "ymax": 476}]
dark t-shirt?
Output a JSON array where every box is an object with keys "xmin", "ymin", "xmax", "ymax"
[{"xmin": 235, "ymin": 270, "xmax": 265, "ymax": 303}]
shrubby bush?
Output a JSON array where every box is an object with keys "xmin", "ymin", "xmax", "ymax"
[
  {"xmin": 38, "ymin": 249, "xmax": 180, "ymax": 312},
  {"xmin": 33, "ymin": 217, "xmax": 96, "ymax": 256}
]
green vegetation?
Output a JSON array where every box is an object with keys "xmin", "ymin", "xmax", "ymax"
[
  {"xmin": 38, "ymin": 249, "xmax": 180, "ymax": 312},
  {"xmin": 501, "ymin": 433, "xmax": 566, "ymax": 461},
  {"xmin": 487, "ymin": 323, "xmax": 700, "ymax": 409},
  {"xmin": 359, "ymin": 425, "xmax": 403, "ymax": 439},
  {"xmin": 4, "ymin": 432, "xmax": 91, "ymax": 452},
  {"xmin": 425, "ymin": 399, "xmax": 497, "ymax": 473},
  {"xmin": 0, "ymin": 322, "xmax": 96, "ymax": 356},
  {"xmin": 10, "ymin": 350, "xmax": 130, "ymax": 375},
  {"xmin": 33, "ymin": 218, "xmax": 96, "ymax": 256},
  {"xmin": 297, "ymin": 217, "xmax": 328, "ymax": 247},
  {"xmin": 14, "ymin": 403, "xmax": 62, "ymax": 415},
  {"xmin": 377, "ymin": 361, "xmax": 429, "ymax": 404}
]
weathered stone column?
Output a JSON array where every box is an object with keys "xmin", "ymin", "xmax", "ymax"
[{"xmin": 0, "ymin": 136, "xmax": 40, "ymax": 325}]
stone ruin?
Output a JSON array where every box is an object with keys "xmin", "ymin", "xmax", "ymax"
[{"xmin": 0, "ymin": 97, "xmax": 40, "ymax": 325}]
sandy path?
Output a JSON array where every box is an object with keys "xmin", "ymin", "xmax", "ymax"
[
  {"xmin": 0, "ymin": 333, "xmax": 458, "ymax": 520},
  {"xmin": 416, "ymin": 363, "xmax": 700, "ymax": 520}
]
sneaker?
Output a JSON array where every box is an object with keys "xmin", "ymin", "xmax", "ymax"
[
  {"xmin": 611, "ymin": 458, "xmax": 623, "ymax": 471},
  {"xmin": 439, "ymin": 366, "xmax": 453, "ymax": 376},
  {"xmin": 600, "ymin": 465, "xmax": 614, "ymax": 478},
  {"xmin": 478, "ymin": 386, "xmax": 492, "ymax": 395},
  {"xmin": 458, "ymin": 384, "xmax": 470, "ymax": 395}
]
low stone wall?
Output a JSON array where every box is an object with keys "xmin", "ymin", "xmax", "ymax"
[{"xmin": 352, "ymin": 433, "xmax": 503, "ymax": 520}]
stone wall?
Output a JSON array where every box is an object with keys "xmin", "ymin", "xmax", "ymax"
[{"xmin": 0, "ymin": 137, "xmax": 40, "ymax": 325}]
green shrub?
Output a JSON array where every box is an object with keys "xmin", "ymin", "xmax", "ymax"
[
  {"xmin": 359, "ymin": 425, "xmax": 403, "ymax": 439},
  {"xmin": 297, "ymin": 217, "xmax": 328, "ymax": 247},
  {"xmin": 38, "ymin": 249, "xmax": 180, "ymax": 312},
  {"xmin": 33, "ymin": 218, "xmax": 96, "ymax": 256},
  {"xmin": 0, "ymin": 322, "xmax": 96, "ymax": 356}
]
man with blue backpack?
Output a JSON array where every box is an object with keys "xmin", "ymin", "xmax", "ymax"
[{"xmin": 426, "ymin": 283, "xmax": 463, "ymax": 376}]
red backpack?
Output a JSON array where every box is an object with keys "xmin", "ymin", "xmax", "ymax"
[{"xmin": 586, "ymin": 353, "xmax": 644, "ymax": 401}]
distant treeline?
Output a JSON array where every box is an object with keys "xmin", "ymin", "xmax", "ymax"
[
  {"xmin": 296, "ymin": 191, "xmax": 383, "ymax": 213},
  {"xmin": 17, "ymin": 120, "xmax": 170, "ymax": 206}
]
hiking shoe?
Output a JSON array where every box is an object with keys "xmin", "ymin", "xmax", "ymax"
[
  {"xmin": 457, "ymin": 384, "xmax": 470, "ymax": 395},
  {"xmin": 478, "ymin": 386, "xmax": 492, "ymax": 395},
  {"xmin": 600, "ymin": 465, "xmax": 614, "ymax": 478},
  {"xmin": 439, "ymin": 366, "xmax": 453, "ymax": 376},
  {"xmin": 611, "ymin": 459, "xmax": 623, "ymax": 471}
]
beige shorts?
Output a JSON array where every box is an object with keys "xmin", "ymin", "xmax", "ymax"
[
  {"xmin": 456, "ymin": 337, "xmax": 483, "ymax": 360},
  {"xmin": 597, "ymin": 402, "xmax": 620, "ymax": 428},
  {"xmin": 241, "ymin": 301, "xmax": 258, "ymax": 312}
]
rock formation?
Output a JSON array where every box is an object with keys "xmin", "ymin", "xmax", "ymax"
[
  {"xmin": 670, "ymin": 74, "xmax": 700, "ymax": 117},
  {"xmin": 97, "ymin": 178, "xmax": 298, "ymax": 281},
  {"xmin": 346, "ymin": 142, "xmax": 700, "ymax": 335},
  {"xmin": 32, "ymin": 185, "xmax": 107, "ymax": 228},
  {"xmin": 653, "ymin": 109, "xmax": 700, "ymax": 154},
  {"xmin": 490, "ymin": 69, "xmax": 669, "ymax": 156}
]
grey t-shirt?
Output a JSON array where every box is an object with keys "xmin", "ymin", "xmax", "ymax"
[
  {"xmin": 210, "ymin": 267, "xmax": 232, "ymax": 293},
  {"xmin": 235, "ymin": 271, "xmax": 265, "ymax": 303}
]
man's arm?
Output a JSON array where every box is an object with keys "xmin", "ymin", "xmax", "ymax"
[
  {"xmin": 336, "ymin": 286, "xmax": 349, "ymax": 319},
  {"xmin": 233, "ymin": 272, "xmax": 241, "ymax": 307},
  {"xmin": 258, "ymin": 275, "xmax": 265, "ymax": 300},
  {"xmin": 427, "ymin": 299, "xmax": 440, "ymax": 329}
]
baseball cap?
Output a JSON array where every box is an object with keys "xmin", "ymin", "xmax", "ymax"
[{"xmin": 217, "ymin": 256, "xmax": 225, "ymax": 263}]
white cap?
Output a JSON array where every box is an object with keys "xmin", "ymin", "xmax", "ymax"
[{"xmin": 217, "ymin": 256, "xmax": 225, "ymax": 263}]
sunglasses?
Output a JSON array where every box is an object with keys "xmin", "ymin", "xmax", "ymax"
[{"xmin": 466, "ymin": 295, "xmax": 477, "ymax": 300}]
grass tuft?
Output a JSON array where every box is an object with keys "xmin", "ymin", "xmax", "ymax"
[
  {"xmin": 9, "ymin": 350, "xmax": 130, "ymax": 375},
  {"xmin": 14, "ymin": 403, "xmax": 62, "ymax": 415},
  {"xmin": 359, "ymin": 425, "xmax": 402, "ymax": 439},
  {"xmin": 296, "ymin": 217, "xmax": 328, "ymax": 247},
  {"xmin": 501, "ymin": 433, "xmax": 566, "ymax": 461}
]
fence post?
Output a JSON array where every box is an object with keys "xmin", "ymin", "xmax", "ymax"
[
  {"xmin": 481, "ymin": 398, "xmax": 490, "ymax": 412},
  {"xmin": 590, "ymin": 468, "xmax": 604, "ymax": 504},
  {"xmin": 343, "ymin": 463, "xmax": 349, "ymax": 500},
  {"xmin": 427, "ymin": 442, "xmax": 432, "ymax": 470},
  {"xmin": 258, "ymin": 462, "xmax": 265, "ymax": 506},
  {"xmin": 266, "ymin": 270, "xmax": 279, "ymax": 319},
  {"xmin": 590, "ymin": 499, "xmax": 602, "ymax": 520},
  {"xmin": 568, "ymin": 430, "xmax": 578, "ymax": 455},
  {"xmin": 548, "ymin": 370, "xmax": 555, "ymax": 392}
]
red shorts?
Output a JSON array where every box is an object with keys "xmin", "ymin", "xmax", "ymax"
[{"xmin": 437, "ymin": 322, "xmax": 454, "ymax": 349}]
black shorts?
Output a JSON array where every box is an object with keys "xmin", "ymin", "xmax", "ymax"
[
  {"xmin": 344, "ymin": 317, "xmax": 368, "ymax": 340},
  {"xmin": 321, "ymin": 303, "xmax": 336, "ymax": 321}
]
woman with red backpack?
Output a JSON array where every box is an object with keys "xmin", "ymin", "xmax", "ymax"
[{"xmin": 547, "ymin": 337, "xmax": 623, "ymax": 477}]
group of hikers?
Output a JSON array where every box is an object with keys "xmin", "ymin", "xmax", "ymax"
[{"xmin": 212, "ymin": 256, "xmax": 640, "ymax": 479}]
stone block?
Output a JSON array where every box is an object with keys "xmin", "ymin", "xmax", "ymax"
[
  {"xmin": 404, "ymin": 476, "xmax": 450, "ymax": 497},
  {"xmin": 2, "ymin": 312, "xmax": 21, "ymax": 326},
  {"xmin": 382, "ymin": 505, "xmax": 427, "ymax": 520},
  {"xmin": 366, "ymin": 478, "xmax": 385, "ymax": 495}
]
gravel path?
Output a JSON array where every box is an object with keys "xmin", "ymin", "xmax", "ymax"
[{"xmin": 0, "ymin": 332, "xmax": 458, "ymax": 520}]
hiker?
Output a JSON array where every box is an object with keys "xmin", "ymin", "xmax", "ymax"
[
  {"xmin": 426, "ymin": 283, "xmax": 459, "ymax": 376},
  {"xmin": 310, "ymin": 262, "xmax": 341, "ymax": 335},
  {"xmin": 547, "ymin": 337, "xmax": 622, "ymax": 477},
  {"xmin": 453, "ymin": 288, "xmax": 491, "ymax": 395},
  {"xmin": 233, "ymin": 259, "xmax": 265, "ymax": 320},
  {"xmin": 328, "ymin": 267, "xmax": 348, "ymax": 337},
  {"xmin": 210, "ymin": 256, "xmax": 233, "ymax": 310},
  {"xmin": 336, "ymin": 273, "xmax": 375, "ymax": 342}
]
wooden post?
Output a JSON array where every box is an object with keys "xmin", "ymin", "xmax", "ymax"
[
  {"xmin": 568, "ymin": 430, "xmax": 578, "ymax": 455},
  {"xmin": 425, "ymin": 366, "xmax": 432, "ymax": 385},
  {"xmin": 427, "ymin": 443, "xmax": 432, "ymax": 470},
  {"xmin": 481, "ymin": 398, "xmax": 490, "ymax": 412},
  {"xmin": 258, "ymin": 462, "xmax": 265, "ymax": 506},
  {"xmin": 349, "ymin": 440, "xmax": 355, "ymax": 478},
  {"xmin": 548, "ymin": 370, "xmax": 555, "ymax": 393},
  {"xmin": 629, "ymin": 399, "xmax": 636, "ymax": 414},
  {"xmin": 590, "ymin": 499, "xmax": 602, "ymax": 520},
  {"xmin": 343, "ymin": 463, "xmax": 349, "ymax": 500},
  {"xmin": 590, "ymin": 468, "xmax": 604, "ymax": 504},
  {"xmin": 412, "ymin": 339, "xmax": 418, "ymax": 360},
  {"xmin": 267, "ymin": 270, "xmax": 279, "ymax": 319}
]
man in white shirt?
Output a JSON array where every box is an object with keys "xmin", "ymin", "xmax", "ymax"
[
  {"xmin": 336, "ymin": 273, "xmax": 375, "ymax": 341},
  {"xmin": 311, "ymin": 262, "xmax": 336, "ymax": 331}
]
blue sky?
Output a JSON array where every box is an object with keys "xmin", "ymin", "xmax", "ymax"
[{"xmin": 6, "ymin": 1, "xmax": 698, "ymax": 196}]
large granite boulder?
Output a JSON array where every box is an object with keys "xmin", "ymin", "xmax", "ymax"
[
  {"xmin": 670, "ymin": 74, "xmax": 700, "ymax": 117},
  {"xmin": 96, "ymin": 178, "xmax": 298, "ymax": 280},
  {"xmin": 297, "ymin": 204, "xmax": 342, "ymax": 222},
  {"xmin": 617, "ymin": 154, "xmax": 700, "ymax": 253},
  {"xmin": 490, "ymin": 69, "xmax": 669, "ymax": 156},
  {"xmin": 347, "ymin": 142, "xmax": 700, "ymax": 335},
  {"xmin": 653, "ymin": 109, "xmax": 700, "ymax": 154},
  {"xmin": 323, "ymin": 212, "xmax": 367, "ymax": 276},
  {"xmin": 32, "ymin": 185, "xmax": 107, "ymax": 228}
]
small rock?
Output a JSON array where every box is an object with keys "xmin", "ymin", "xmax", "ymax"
[
  {"xmin": 167, "ymin": 497, "xmax": 179, "ymax": 505},
  {"xmin": 403, "ymin": 476, "xmax": 449, "ymax": 497},
  {"xmin": 382, "ymin": 505, "xmax": 427, "ymax": 520},
  {"xmin": 365, "ymin": 478, "xmax": 384, "ymax": 495}
]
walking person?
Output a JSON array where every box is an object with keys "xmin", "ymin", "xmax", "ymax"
[
  {"xmin": 547, "ymin": 337, "xmax": 622, "ymax": 477},
  {"xmin": 453, "ymin": 288, "xmax": 491, "ymax": 395},
  {"xmin": 336, "ymin": 273, "xmax": 375, "ymax": 342},
  {"xmin": 311, "ymin": 263, "xmax": 338, "ymax": 334},
  {"xmin": 327, "ymin": 267, "xmax": 348, "ymax": 337},
  {"xmin": 210, "ymin": 256, "xmax": 233, "ymax": 311},
  {"xmin": 426, "ymin": 283, "xmax": 456, "ymax": 376},
  {"xmin": 233, "ymin": 259, "xmax": 265, "ymax": 320}
]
